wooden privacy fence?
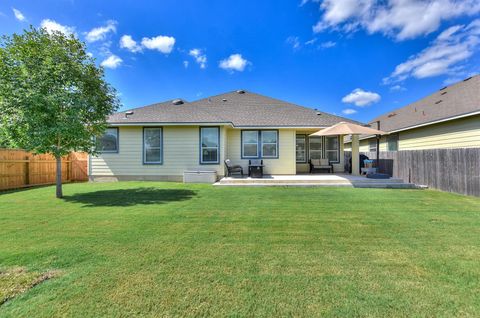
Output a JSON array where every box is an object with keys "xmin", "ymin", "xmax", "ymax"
[
  {"xmin": 0, "ymin": 149, "xmax": 88, "ymax": 191},
  {"xmin": 345, "ymin": 148, "xmax": 480, "ymax": 197}
]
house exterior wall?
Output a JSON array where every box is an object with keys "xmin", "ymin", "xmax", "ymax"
[
  {"xmin": 343, "ymin": 115, "xmax": 480, "ymax": 151},
  {"xmin": 90, "ymin": 125, "xmax": 305, "ymax": 181},
  {"xmin": 398, "ymin": 115, "xmax": 480, "ymax": 150},
  {"xmin": 90, "ymin": 125, "xmax": 226, "ymax": 182},
  {"xmin": 225, "ymin": 128, "xmax": 296, "ymax": 175}
]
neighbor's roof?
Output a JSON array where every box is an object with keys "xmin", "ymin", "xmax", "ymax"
[
  {"xmin": 346, "ymin": 75, "xmax": 480, "ymax": 143},
  {"xmin": 107, "ymin": 90, "xmax": 362, "ymax": 127}
]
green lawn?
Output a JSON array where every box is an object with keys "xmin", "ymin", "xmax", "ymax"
[{"xmin": 0, "ymin": 182, "xmax": 479, "ymax": 317}]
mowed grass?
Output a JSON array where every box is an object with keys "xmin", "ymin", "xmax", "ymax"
[{"xmin": 0, "ymin": 182, "xmax": 479, "ymax": 317}]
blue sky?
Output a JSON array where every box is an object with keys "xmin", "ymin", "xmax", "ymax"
[{"xmin": 1, "ymin": 0, "xmax": 479, "ymax": 122}]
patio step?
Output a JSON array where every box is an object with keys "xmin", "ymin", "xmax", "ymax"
[
  {"xmin": 217, "ymin": 177, "xmax": 405, "ymax": 185},
  {"xmin": 214, "ymin": 175, "xmax": 416, "ymax": 188},
  {"xmin": 214, "ymin": 182, "xmax": 416, "ymax": 188}
]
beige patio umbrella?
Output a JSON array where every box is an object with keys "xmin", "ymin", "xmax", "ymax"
[
  {"xmin": 309, "ymin": 121, "xmax": 386, "ymax": 136},
  {"xmin": 310, "ymin": 122, "xmax": 386, "ymax": 176}
]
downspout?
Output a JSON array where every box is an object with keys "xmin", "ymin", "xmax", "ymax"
[{"xmin": 375, "ymin": 121, "xmax": 380, "ymax": 170}]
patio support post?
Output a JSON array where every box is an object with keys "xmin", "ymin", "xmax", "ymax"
[{"xmin": 351, "ymin": 134, "xmax": 360, "ymax": 176}]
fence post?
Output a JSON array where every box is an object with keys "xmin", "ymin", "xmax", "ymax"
[
  {"xmin": 67, "ymin": 155, "xmax": 71, "ymax": 181},
  {"xmin": 25, "ymin": 155, "xmax": 30, "ymax": 185}
]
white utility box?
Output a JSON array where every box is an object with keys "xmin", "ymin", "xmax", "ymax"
[{"xmin": 183, "ymin": 170, "xmax": 217, "ymax": 183}]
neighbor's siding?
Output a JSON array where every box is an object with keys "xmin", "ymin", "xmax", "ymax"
[
  {"xmin": 90, "ymin": 126, "xmax": 226, "ymax": 179},
  {"xmin": 344, "ymin": 137, "xmax": 387, "ymax": 152},
  {"xmin": 399, "ymin": 115, "xmax": 480, "ymax": 150},
  {"xmin": 226, "ymin": 128, "xmax": 296, "ymax": 175},
  {"xmin": 344, "ymin": 115, "xmax": 480, "ymax": 151}
]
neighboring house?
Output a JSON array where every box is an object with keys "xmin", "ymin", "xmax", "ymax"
[
  {"xmin": 89, "ymin": 90, "xmax": 360, "ymax": 181},
  {"xmin": 345, "ymin": 75, "xmax": 480, "ymax": 152}
]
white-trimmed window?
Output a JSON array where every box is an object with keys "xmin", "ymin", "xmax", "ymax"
[
  {"xmin": 242, "ymin": 131, "xmax": 259, "ymax": 158},
  {"xmin": 143, "ymin": 127, "xmax": 162, "ymax": 164},
  {"xmin": 97, "ymin": 128, "xmax": 118, "ymax": 153},
  {"xmin": 200, "ymin": 127, "xmax": 220, "ymax": 164},
  {"xmin": 261, "ymin": 130, "xmax": 278, "ymax": 158},
  {"xmin": 369, "ymin": 139, "xmax": 377, "ymax": 152},
  {"xmin": 296, "ymin": 135, "xmax": 307, "ymax": 163},
  {"xmin": 325, "ymin": 136, "xmax": 340, "ymax": 163},
  {"xmin": 309, "ymin": 136, "xmax": 323, "ymax": 160}
]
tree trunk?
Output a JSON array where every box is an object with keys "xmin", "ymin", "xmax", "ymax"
[{"xmin": 56, "ymin": 156, "xmax": 63, "ymax": 198}]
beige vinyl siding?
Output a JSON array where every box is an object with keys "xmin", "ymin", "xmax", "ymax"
[
  {"xmin": 91, "ymin": 126, "xmax": 225, "ymax": 179},
  {"xmin": 399, "ymin": 115, "xmax": 480, "ymax": 150},
  {"xmin": 344, "ymin": 136, "xmax": 388, "ymax": 152},
  {"xmin": 226, "ymin": 128, "xmax": 296, "ymax": 175}
]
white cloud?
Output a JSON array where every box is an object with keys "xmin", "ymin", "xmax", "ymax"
[
  {"xmin": 12, "ymin": 8, "xmax": 25, "ymax": 21},
  {"xmin": 189, "ymin": 48, "xmax": 207, "ymax": 68},
  {"xmin": 183, "ymin": 60, "xmax": 189, "ymax": 68},
  {"xmin": 305, "ymin": 38, "xmax": 317, "ymax": 45},
  {"xmin": 219, "ymin": 54, "xmax": 249, "ymax": 72},
  {"xmin": 100, "ymin": 54, "xmax": 122, "ymax": 69},
  {"xmin": 120, "ymin": 35, "xmax": 142, "ymax": 53},
  {"xmin": 342, "ymin": 88, "xmax": 381, "ymax": 106},
  {"xmin": 312, "ymin": 0, "xmax": 480, "ymax": 41},
  {"xmin": 390, "ymin": 84, "xmax": 406, "ymax": 92},
  {"xmin": 320, "ymin": 41, "xmax": 336, "ymax": 48},
  {"xmin": 286, "ymin": 36, "xmax": 301, "ymax": 50},
  {"xmin": 86, "ymin": 20, "xmax": 117, "ymax": 42},
  {"xmin": 384, "ymin": 19, "xmax": 480, "ymax": 83},
  {"xmin": 141, "ymin": 35, "xmax": 175, "ymax": 54},
  {"xmin": 40, "ymin": 19, "xmax": 75, "ymax": 36},
  {"xmin": 342, "ymin": 108, "xmax": 357, "ymax": 115}
]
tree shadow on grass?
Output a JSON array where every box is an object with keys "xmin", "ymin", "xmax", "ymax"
[{"xmin": 62, "ymin": 188, "xmax": 197, "ymax": 207}]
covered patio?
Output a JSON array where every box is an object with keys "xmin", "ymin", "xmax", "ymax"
[{"xmin": 307, "ymin": 121, "xmax": 386, "ymax": 176}]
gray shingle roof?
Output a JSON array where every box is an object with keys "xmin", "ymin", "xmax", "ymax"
[
  {"xmin": 344, "ymin": 75, "xmax": 480, "ymax": 143},
  {"xmin": 370, "ymin": 75, "xmax": 479, "ymax": 133},
  {"xmin": 107, "ymin": 90, "xmax": 362, "ymax": 127}
]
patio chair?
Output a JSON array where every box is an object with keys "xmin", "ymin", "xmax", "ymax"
[
  {"xmin": 224, "ymin": 159, "xmax": 243, "ymax": 177},
  {"xmin": 248, "ymin": 159, "xmax": 264, "ymax": 177},
  {"xmin": 309, "ymin": 158, "xmax": 333, "ymax": 173}
]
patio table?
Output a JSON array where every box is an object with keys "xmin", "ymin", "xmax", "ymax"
[{"xmin": 248, "ymin": 164, "xmax": 264, "ymax": 178}]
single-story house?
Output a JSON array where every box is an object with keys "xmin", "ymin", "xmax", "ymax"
[
  {"xmin": 344, "ymin": 75, "xmax": 480, "ymax": 152},
  {"xmin": 89, "ymin": 90, "xmax": 362, "ymax": 181}
]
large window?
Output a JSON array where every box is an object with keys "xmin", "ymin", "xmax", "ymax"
[
  {"xmin": 309, "ymin": 136, "xmax": 323, "ymax": 160},
  {"xmin": 369, "ymin": 139, "xmax": 377, "ymax": 152},
  {"xmin": 241, "ymin": 130, "xmax": 278, "ymax": 159},
  {"xmin": 143, "ymin": 127, "xmax": 162, "ymax": 164},
  {"xmin": 298, "ymin": 135, "xmax": 340, "ymax": 164},
  {"xmin": 387, "ymin": 134, "xmax": 399, "ymax": 151},
  {"xmin": 325, "ymin": 136, "xmax": 340, "ymax": 163},
  {"xmin": 200, "ymin": 127, "xmax": 220, "ymax": 164},
  {"xmin": 96, "ymin": 128, "xmax": 118, "ymax": 153},
  {"xmin": 242, "ymin": 131, "xmax": 259, "ymax": 158},
  {"xmin": 261, "ymin": 131, "xmax": 278, "ymax": 158},
  {"xmin": 296, "ymin": 135, "xmax": 307, "ymax": 163}
]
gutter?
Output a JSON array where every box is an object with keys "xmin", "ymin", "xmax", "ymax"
[{"xmin": 108, "ymin": 122, "xmax": 331, "ymax": 129}]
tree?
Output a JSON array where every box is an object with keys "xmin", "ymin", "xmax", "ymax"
[{"xmin": 0, "ymin": 27, "xmax": 120, "ymax": 198}]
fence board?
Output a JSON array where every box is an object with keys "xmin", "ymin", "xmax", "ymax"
[
  {"xmin": 345, "ymin": 148, "xmax": 480, "ymax": 197},
  {"xmin": 0, "ymin": 149, "xmax": 88, "ymax": 191}
]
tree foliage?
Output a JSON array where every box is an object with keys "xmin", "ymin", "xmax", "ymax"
[
  {"xmin": 0, "ymin": 27, "xmax": 120, "ymax": 157},
  {"xmin": 0, "ymin": 27, "xmax": 120, "ymax": 197}
]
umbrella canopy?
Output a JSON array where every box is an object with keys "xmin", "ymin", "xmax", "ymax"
[{"xmin": 310, "ymin": 122, "xmax": 386, "ymax": 136}]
